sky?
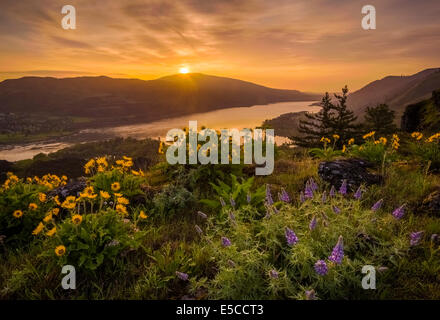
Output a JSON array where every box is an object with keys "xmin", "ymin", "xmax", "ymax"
[{"xmin": 0, "ymin": 0, "xmax": 439, "ymax": 92}]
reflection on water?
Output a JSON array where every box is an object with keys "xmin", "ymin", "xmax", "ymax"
[{"xmin": 0, "ymin": 101, "xmax": 319, "ymax": 161}]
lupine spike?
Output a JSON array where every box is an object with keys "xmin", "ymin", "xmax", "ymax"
[
  {"xmin": 321, "ymin": 191, "xmax": 327, "ymax": 203},
  {"xmin": 229, "ymin": 196, "xmax": 236, "ymax": 208},
  {"xmin": 354, "ymin": 186, "xmax": 362, "ymax": 200},
  {"xmin": 285, "ymin": 227, "xmax": 298, "ymax": 246},
  {"xmin": 410, "ymin": 231, "xmax": 424, "ymax": 246},
  {"xmin": 332, "ymin": 205, "xmax": 341, "ymax": 214},
  {"xmin": 221, "ymin": 236, "xmax": 232, "ymax": 247},
  {"xmin": 219, "ymin": 197, "xmax": 226, "ymax": 207},
  {"xmin": 176, "ymin": 271, "xmax": 189, "ymax": 281},
  {"xmin": 279, "ymin": 188, "xmax": 291, "ymax": 203},
  {"xmin": 266, "ymin": 184, "xmax": 274, "ymax": 206},
  {"xmin": 339, "ymin": 179, "xmax": 347, "ymax": 195},
  {"xmin": 392, "ymin": 205, "xmax": 405, "ymax": 219},
  {"xmin": 329, "ymin": 186, "xmax": 336, "ymax": 197},
  {"xmin": 328, "ymin": 235, "xmax": 344, "ymax": 264},
  {"xmin": 300, "ymin": 191, "xmax": 305, "ymax": 203},
  {"xmin": 309, "ymin": 215, "xmax": 317, "ymax": 231},
  {"xmin": 197, "ymin": 211, "xmax": 207, "ymax": 219},
  {"xmin": 371, "ymin": 199, "xmax": 383, "ymax": 211},
  {"xmin": 314, "ymin": 260, "xmax": 328, "ymax": 276},
  {"xmin": 247, "ymin": 192, "xmax": 252, "ymax": 204}
]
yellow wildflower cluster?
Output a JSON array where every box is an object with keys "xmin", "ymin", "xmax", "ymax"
[
  {"xmin": 116, "ymin": 204, "xmax": 128, "ymax": 216},
  {"xmin": 2, "ymin": 172, "xmax": 19, "ymax": 190},
  {"xmin": 374, "ymin": 137, "xmax": 387, "ymax": 145},
  {"xmin": 348, "ymin": 138, "xmax": 355, "ymax": 145},
  {"xmin": 320, "ymin": 137, "xmax": 331, "ymax": 144},
  {"xmin": 131, "ymin": 169, "xmax": 145, "ymax": 176},
  {"xmin": 411, "ymin": 132, "xmax": 424, "ymax": 141},
  {"xmin": 62, "ymin": 196, "xmax": 77, "ymax": 210},
  {"xmin": 2, "ymin": 173, "xmax": 67, "ymax": 191},
  {"xmin": 363, "ymin": 131, "xmax": 375, "ymax": 139},
  {"xmin": 426, "ymin": 132, "xmax": 440, "ymax": 143},
  {"xmin": 84, "ymin": 157, "xmax": 109, "ymax": 174},
  {"xmin": 114, "ymin": 156, "xmax": 134, "ymax": 172},
  {"xmin": 80, "ymin": 186, "xmax": 97, "ymax": 200},
  {"xmin": 392, "ymin": 134, "xmax": 400, "ymax": 150},
  {"xmin": 333, "ymin": 134, "xmax": 340, "ymax": 140},
  {"xmin": 158, "ymin": 141, "xmax": 165, "ymax": 154}
]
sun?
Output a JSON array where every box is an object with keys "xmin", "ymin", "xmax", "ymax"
[{"xmin": 179, "ymin": 67, "xmax": 190, "ymax": 74}]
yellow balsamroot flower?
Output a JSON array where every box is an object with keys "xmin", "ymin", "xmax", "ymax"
[
  {"xmin": 111, "ymin": 182, "xmax": 121, "ymax": 192},
  {"xmin": 411, "ymin": 132, "xmax": 423, "ymax": 140},
  {"xmin": 84, "ymin": 158, "xmax": 96, "ymax": 174},
  {"xmin": 123, "ymin": 156, "xmax": 133, "ymax": 161},
  {"xmin": 100, "ymin": 191, "xmax": 111, "ymax": 200},
  {"xmin": 46, "ymin": 227, "xmax": 56, "ymax": 237},
  {"xmin": 29, "ymin": 203, "xmax": 38, "ymax": 211},
  {"xmin": 392, "ymin": 134, "xmax": 400, "ymax": 150},
  {"xmin": 116, "ymin": 204, "xmax": 128, "ymax": 216},
  {"xmin": 131, "ymin": 170, "xmax": 140, "ymax": 176},
  {"xmin": 81, "ymin": 186, "xmax": 97, "ymax": 199},
  {"xmin": 363, "ymin": 131, "xmax": 375, "ymax": 139},
  {"xmin": 39, "ymin": 193, "xmax": 47, "ymax": 203},
  {"xmin": 61, "ymin": 175, "xmax": 68, "ymax": 181},
  {"xmin": 139, "ymin": 211, "xmax": 148, "ymax": 219},
  {"xmin": 62, "ymin": 196, "xmax": 77, "ymax": 210},
  {"xmin": 55, "ymin": 245, "xmax": 66, "ymax": 257},
  {"xmin": 333, "ymin": 134, "xmax": 340, "ymax": 140},
  {"xmin": 426, "ymin": 132, "xmax": 440, "ymax": 143},
  {"xmin": 54, "ymin": 195, "xmax": 61, "ymax": 206},
  {"xmin": 379, "ymin": 137, "xmax": 387, "ymax": 145},
  {"xmin": 97, "ymin": 166, "xmax": 105, "ymax": 173},
  {"xmin": 32, "ymin": 222, "xmax": 44, "ymax": 235},
  {"xmin": 158, "ymin": 142, "xmax": 165, "ymax": 154},
  {"xmin": 348, "ymin": 138, "xmax": 355, "ymax": 145},
  {"xmin": 117, "ymin": 197, "xmax": 129, "ymax": 205},
  {"xmin": 43, "ymin": 213, "xmax": 52, "ymax": 223},
  {"xmin": 320, "ymin": 137, "xmax": 331, "ymax": 144},
  {"xmin": 52, "ymin": 208, "xmax": 60, "ymax": 216},
  {"xmin": 342, "ymin": 145, "xmax": 346, "ymax": 153},
  {"xmin": 72, "ymin": 214, "xmax": 83, "ymax": 225},
  {"xmin": 96, "ymin": 157, "xmax": 108, "ymax": 168},
  {"xmin": 26, "ymin": 177, "xmax": 33, "ymax": 183},
  {"xmin": 13, "ymin": 210, "xmax": 23, "ymax": 218}
]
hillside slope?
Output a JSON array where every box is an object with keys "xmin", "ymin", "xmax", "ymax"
[
  {"xmin": 347, "ymin": 68, "xmax": 440, "ymax": 120},
  {"xmin": 0, "ymin": 73, "xmax": 320, "ymax": 126}
]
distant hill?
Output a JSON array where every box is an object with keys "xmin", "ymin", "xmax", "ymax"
[
  {"xmin": 347, "ymin": 68, "xmax": 440, "ymax": 121},
  {"xmin": 0, "ymin": 73, "xmax": 320, "ymax": 127}
]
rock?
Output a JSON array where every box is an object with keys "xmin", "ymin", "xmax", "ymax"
[
  {"xmin": 318, "ymin": 158, "xmax": 382, "ymax": 190},
  {"xmin": 420, "ymin": 189, "xmax": 440, "ymax": 215},
  {"xmin": 47, "ymin": 178, "xmax": 87, "ymax": 200}
]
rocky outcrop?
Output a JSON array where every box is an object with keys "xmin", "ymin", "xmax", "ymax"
[
  {"xmin": 318, "ymin": 158, "xmax": 382, "ymax": 190},
  {"xmin": 47, "ymin": 178, "xmax": 87, "ymax": 200}
]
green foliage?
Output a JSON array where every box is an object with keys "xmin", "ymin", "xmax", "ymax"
[
  {"xmin": 363, "ymin": 104, "xmax": 396, "ymax": 135},
  {"xmin": 293, "ymin": 87, "xmax": 360, "ymax": 148},
  {"xmin": 44, "ymin": 210, "xmax": 145, "ymax": 272},
  {"xmin": 152, "ymin": 184, "xmax": 196, "ymax": 218},
  {"xmin": 200, "ymin": 174, "xmax": 265, "ymax": 214}
]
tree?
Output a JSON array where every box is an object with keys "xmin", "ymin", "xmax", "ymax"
[
  {"xmin": 292, "ymin": 86, "xmax": 360, "ymax": 148},
  {"xmin": 363, "ymin": 104, "xmax": 396, "ymax": 135}
]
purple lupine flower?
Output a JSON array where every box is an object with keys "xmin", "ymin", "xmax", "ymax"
[
  {"xmin": 279, "ymin": 188, "xmax": 290, "ymax": 203},
  {"xmin": 431, "ymin": 234, "xmax": 439, "ymax": 242},
  {"xmin": 285, "ymin": 227, "xmax": 298, "ymax": 246},
  {"xmin": 229, "ymin": 211, "xmax": 236, "ymax": 222},
  {"xmin": 304, "ymin": 184, "xmax": 314, "ymax": 199},
  {"xmin": 264, "ymin": 208, "xmax": 271, "ymax": 219},
  {"xmin": 197, "ymin": 211, "xmax": 207, "ymax": 219},
  {"xmin": 266, "ymin": 184, "xmax": 274, "ymax": 206},
  {"xmin": 305, "ymin": 289, "xmax": 316, "ymax": 300},
  {"xmin": 221, "ymin": 236, "xmax": 232, "ymax": 247},
  {"xmin": 219, "ymin": 197, "xmax": 226, "ymax": 207},
  {"xmin": 371, "ymin": 199, "xmax": 383, "ymax": 211},
  {"xmin": 247, "ymin": 192, "xmax": 252, "ymax": 204},
  {"xmin": 321, "ymin": 191, "xmax": 327, "ymax": 203},
  {"xmin": 332, "ymin": 205, "xmax": 341, "ymax": 214},
  {"xmin": 314, "ymin": 260, "xmax": 328, "ymax": 276},
  {"xmin": 309, "ymin": 178, "xmax": 318, "ymax": 191},
  {"xmin": 229, "ymin": 196, "xmax": 236, "ymax": 208},
  {"xmin": 309, "ymin": 216, "xmax": 317, "ymax": 231},
  {"xmin": 329, "ymin": 186, "xmax": 336, "ymax": 197},
  {"xmin": 176, "ymin": 271, "xmax": 189, "ymax": 281},
  {"xmin": 194, "ymin": 225, "xmax": 203, "ymax": 234},
  {"xmin": 410, "ymin": 231, "xmax": 424, "ymax": 246},
  {"xmin": 269, "ymin": 270, "xmax": 279, "ymax": 279},
  {"xmin": 328, "ymin": 235, "xmax": 344, "ymax": 264},
  {"xmin": 354, "ymin": 186, "xmax": 362, "ymax": 200},
  {"xmin": 272, "ymin": 206, "xmax": 279, "ymax": 214},
  {"xmin": 227, "ymin": 259, "xmax": 236, "ymax": 267},
  {"xmin": 339, "ymin": 179, "xmax": 347, "ymax": 195},
  {"xmin": 299, "ymin": 191, "xmax": 305, "ymax": 203},
  {"xmin": 392, "ymin": 205, "xmax": 405, "ymax": 220}
]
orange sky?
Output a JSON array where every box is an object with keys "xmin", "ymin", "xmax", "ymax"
[{"xmin": 0, "ymin": 0, "xmax": 439, "ymax": 92}]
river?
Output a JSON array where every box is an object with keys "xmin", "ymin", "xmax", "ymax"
[{"xmin": 0, "ymin": 101, "xmax": 319, "ymax": 161}]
